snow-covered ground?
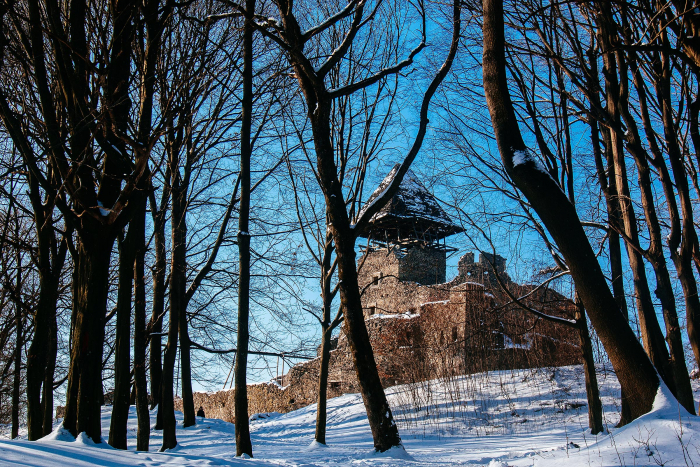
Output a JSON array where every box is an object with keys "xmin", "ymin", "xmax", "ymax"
[{"xmin": 0, "ymin": 364, "xmax": 698, "ymax": 466}]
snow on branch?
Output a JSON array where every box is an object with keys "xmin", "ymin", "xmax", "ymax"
[{"xmin": 302, "ymin": 0, "xmax": 365, "ymax": 41}]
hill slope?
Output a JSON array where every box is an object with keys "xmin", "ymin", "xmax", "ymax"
[{"xmin": 0, "ymin": 364, "xmax": 698, "ymax": 466}]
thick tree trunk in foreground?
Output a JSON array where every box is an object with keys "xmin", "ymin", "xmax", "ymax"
[
  {"xmin": 333, "ymin": 230, "xmax": 400, "ymax": 450},
  {"xmin": 63, "ymin": 236, "xmax": 114, "ymax": 442},
  {"xmin": 482, "ymin": 0, "xmax": 660, "ymax": 421}
]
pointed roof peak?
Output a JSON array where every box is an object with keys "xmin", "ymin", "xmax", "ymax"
[{"xmin": 356, "ymin": 164, "xmax": 464, "ymax": 243}]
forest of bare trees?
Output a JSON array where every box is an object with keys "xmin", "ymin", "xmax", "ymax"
[{"xmin": 0, "ymin": 0, "xmax": 699, "ymax": 456}]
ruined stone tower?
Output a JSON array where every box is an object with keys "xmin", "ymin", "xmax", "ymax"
[{"xmin": 355, "ymin": 165, "xmax": 464, "ymax": 316}]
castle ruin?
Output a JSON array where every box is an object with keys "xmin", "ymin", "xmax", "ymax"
[{"xmin": 179, "ymin": 165, "xmax": 580, "ymax": 420}]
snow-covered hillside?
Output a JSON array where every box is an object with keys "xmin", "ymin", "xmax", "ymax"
[{"xmin": 0, "ymin": 364, "xmax": 698, "ymax": 466}]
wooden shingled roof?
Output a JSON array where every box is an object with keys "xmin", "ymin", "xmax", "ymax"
[{"xmin": 356, "ymin": 164, "xmax": 464, "ymax": 243}]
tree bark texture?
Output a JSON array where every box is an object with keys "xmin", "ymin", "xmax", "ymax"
[
  {"xmin": 63, "ymin": 235, "xmax": 114, "ymax": 442},
  {"xmin": 42, "ymin": 311, "xmax": 58, "ymax": 436}
]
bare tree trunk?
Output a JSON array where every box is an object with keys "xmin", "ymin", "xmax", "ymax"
[
  {"xmin": 269, "ymin": 0, "xmax": 459, "ymax": 452},
  {"xmin": 481, "ymin": 0, "xmax": 660, "ymax": 421},
  {"xmin": 109, "ymin": 229, "xmax": 136, "ymax": 449},
  {"xmin": 63, "ymin": 235, "xmax": 114, "ymax": 442},
  {"xmin": 26, "ymin": 247, "xmax": 62, "ymax": 439},
  {"xmin": 160, "ymin": 172, "xmax": 187, "ymax": 451},
  {"xmin": 234, "ymin": 0, "xmax": 255, "ymax": 457},
  {"xmin": 11, "ymin": 260, "xmax": 23, "ymax": 439},
  {"xmin": 332, "ymin": 229, "xmax": 400, "ymax": 450},
  {"xmin": 315, "ymin": 325, "xmax": 332, "ymax": 445},
  {"xmin": 132, "ymin": 192, "xmax": 150, "ymax": 451},
  {"xmin": 656, "ymin": 51, "xmax": 700, "ymax": 383},
  {"xmin": 149, "ymin": 189, "xmax": 167, "ymax": 415},
  {"xmin": 179, "ymin": 308, "xmax": 195, "ymax": 427},
  {"xmin": 575, "ymin": 297, "xmax": 603, "ymax": 434},
  {"xmin": 314, "ymin": 233, "xmax": 341, "ymax": 445},
  {"xmin": 42, "ymin": 306, "xmax": 57, "ymax": 436}
]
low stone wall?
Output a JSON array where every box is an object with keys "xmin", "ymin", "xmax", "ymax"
[{"xmin": 174, "ymin": 353, "xmax": 350, "ymax": 423}]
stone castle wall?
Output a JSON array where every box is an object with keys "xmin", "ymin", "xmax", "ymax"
[
  {"xmin": 358, "ymin": 248, "xmax": 451, "ymax": 318},
  {"xmin": 397, "ymin": 247, "xmax": 446, "ymax": 285}
]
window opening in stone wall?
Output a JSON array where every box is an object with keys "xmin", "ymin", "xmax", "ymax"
[
  {"xmin": 451, "ymin": 326, "xmax": 458, "ymax": 342},
  {"xmin": 372, "ymin": 271, "xmax": 383, "ymax": 286},
  {"xmin": 368, "ymin": 306, "xmax": 376, "ymax": 315}
]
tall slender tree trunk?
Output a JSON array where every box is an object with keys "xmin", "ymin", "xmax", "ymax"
[
  {"xmin": 132, "ymin": 192, "xmax": 150, "ymax": 451},
  {"xmin": 109, "ymin": 229, "xmax": 136, "ymax": 449},
  {"xmin": 315, "ymin": 325, "xmax": 332, "ymax": 444},
  {"xmin": 563, "ymin": 113, "xmax": 602, "ymax": 434},
  {"xmin": 656, "ymin": 52, "xmax": 700, "ymax": 381},
  {"xmin": 609, "ymin": 136, "xmax": 674, "ymax": 388},
  {"xmin": 330, "ymin": 229, "xmax": 401, "ymax": 450},
  {"xmin": 42, "ymin": 305, "xmax": 57, "ymax": 436},
  {"xmin": 160, "ymin": 176, "xmax": 187, "ymax": 451},
  {"xmin": 179, "ymin": 310, "xmax": 195, "ymax": 427},
  {"xmin": 575, "ymin": 298, "xmax": 603, "ymax": 434},
  {"xmin": 11, "ymin": 262, "xmax": 23, "ymax": 440},
  {"xmin": 63, "ymin": 234, "xmax": 115, "ymax": 442},
  {"xmin": 234, "ymin": 0, "xmax": 255, "ymax": 457},
  {"xmin": 314, "ymin": 234, "xmax": 339, "ymax": 445},
  {"xmin": 149, "ymin": 190, "xmax": 166, "ymax": 414},
  {"xmin": 597, "ymin": 128, "xmax": 633, "ymax": 425}
]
